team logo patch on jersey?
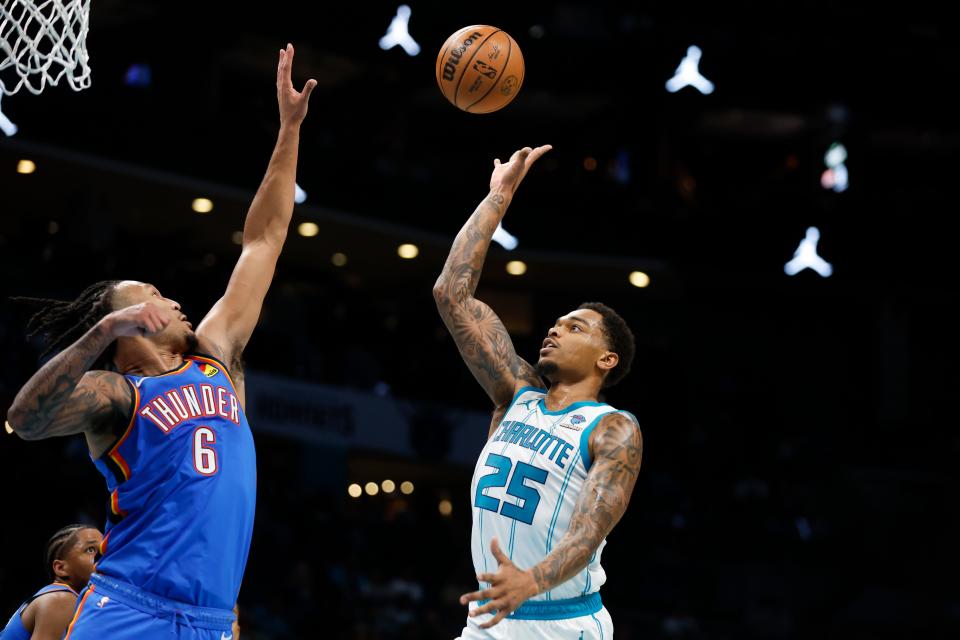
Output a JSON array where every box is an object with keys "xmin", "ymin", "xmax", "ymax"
[
  {"xmin": 200, "ymin": 363, "xmax": 219, "ymax": 378},
  {"xmin": 559, "ymin": 414, "xmax": 587, "ymax": 432}
]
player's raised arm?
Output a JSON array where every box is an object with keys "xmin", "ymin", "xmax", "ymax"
[
  {"xmin": 433, "ymin": 145, "xmax": 552, "ymax": 411},
  {"xmin": 196, "ymin": 44, "xmax": 317, "ymax": 372}
]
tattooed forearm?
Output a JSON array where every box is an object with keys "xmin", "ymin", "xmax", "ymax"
[
  {"xmin": 529, "ymin": 414, "xmax": 643, "ymax": 594},
  {"xmin": 436, "ymin": 192, "xmax": 508, "ymax": 301},
  {"xmin": 434, "ymin": 191, "xmax": 542, "ymax": 407},
  {"xmin": 7, "ymin": 322, "xmax": 126, "ymax": 439}
]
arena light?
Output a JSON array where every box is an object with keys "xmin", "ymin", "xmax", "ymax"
[
  {"xmin": 347, "ymin": 483, "xmax": 362, "ymax": 498},
  {"xmin": 0, "ymin": 93, "xmax": 16, "ymax": 136},
  {"xmin": 583, "ymin": 156, "xmax": 597, "ymax": 171},
  {"xmin": 379, "ymin": 5, "xmax": 420, "ymax": 56},
  {"xmin": 331, "ymin": 252, "xmax": 348, "ymax": 267},
  {"xmin": 400, "ymin": 481, "xmax": 414, "ymax": 495},
  {"xmin": 294, "ymin": 183, "xmax": 307, "ymax": 204},
  {"xmin": 297, "ymin": 222, "xmax": 319, "ymax": 237},
  {"xmin": 16, "ymin": 159, "xmax": 35, "ymax": 174},
  {"xmin": 364, "ymin": 482, "xmax": 379, "ymax": 496},
  {"xmin": 784, "ymin": 227, "xmax": 833, "ymax": 277},
  {"xmin": 821, "ymin": 142, "xmax": 848, "ymax": 193},
  {"xmin": 381, "ymin": 479, "xmax": 396, "ymax": 493},
  {"xmin": 629, "ymin": 271, "xmax": 650, "ymax": 288},
  {"xmin": 231, "ymin": 231, "xmax": 243, "ymax": 245},
  {"xmin": 666, "ymin": 45, "xmax": 715, "ymax": 95},
  {"xmin": 191, "ymin": 198, "xmax": 213, "ymax": 214},
  {"xmin": 438, "ymin": 499, "xmax": 453, "ymax": 516},
  {"xmin": 492, "ymin": 222, "xmax": 518, "ymax": 250},
  {"xmin": 506, "ymin": 260, "xmax": 527, "ymax": 276},
  {"xmin": 397, "ymin": 243, "xmax": 419, "ymax": 259}
]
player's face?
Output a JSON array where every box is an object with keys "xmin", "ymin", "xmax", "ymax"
[
  {"xmin": 57, "ymin": 528, "xmax": 102, "ymax": 589},
  {"xmin": 112, "ymin": 281, "xmax": 197, "ymax": 352},
  {"xmin": 536, "ymin": 309, "xmax": 612, "ymax": 382}
]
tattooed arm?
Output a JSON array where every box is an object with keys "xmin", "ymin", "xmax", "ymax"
[
  {"xmin": 6, "ymin": 303, "xmax": 168, "ymax": 456},
  {"xmin": 460, "ymin": 412, "xmax": 642, "ymax": 628},
  {"xmin": 433, "ymin": 145, "xmax": 553, "ymax": 414}
]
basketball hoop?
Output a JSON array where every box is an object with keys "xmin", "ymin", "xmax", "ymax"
[{"xmin": 0, "ymin": 0, "xmax": 91, "ymax": 96}]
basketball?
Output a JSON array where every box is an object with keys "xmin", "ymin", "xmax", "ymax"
[{"xmin": 435, "ymin": 25, "xmax": 524, "ymax": 114}]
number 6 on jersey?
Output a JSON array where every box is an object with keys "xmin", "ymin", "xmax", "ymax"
[{"xmin": 193, "ymin": 427, "xmax": 218, "ymax": 475}]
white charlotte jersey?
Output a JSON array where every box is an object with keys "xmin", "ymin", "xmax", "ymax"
[{"xmin": 470, "ymin": 386, "xmax": 638, "ymax": 601}]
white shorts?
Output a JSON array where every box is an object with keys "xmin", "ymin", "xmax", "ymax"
[{"xmin": 455, "ymin": 594, "xmax": 613, "ymax": 640}]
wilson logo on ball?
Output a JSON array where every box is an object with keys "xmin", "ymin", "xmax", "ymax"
[{"xmin": 441, "ymin": 31, "xmax": 483, "ymax": 82}]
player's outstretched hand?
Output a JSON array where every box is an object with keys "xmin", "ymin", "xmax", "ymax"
[
  {"xmin": 459, "ymin": 537, "xmax": 539, "ymax": 629},
  {"xmin": 489, "ymin": 145, "xmax": 552, "ymax": 198},
  {"xmin": 277, "ymin": 43, "xmax": 317, "ymax": 127}
]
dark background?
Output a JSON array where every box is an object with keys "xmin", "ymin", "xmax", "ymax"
[{"xmin": 1, "ymin": 1, "xmax": 958, "ymax": 638}]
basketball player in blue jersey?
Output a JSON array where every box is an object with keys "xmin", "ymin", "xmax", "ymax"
[
  {"xmin": 1, "ymin": 525, "xmax": 102, "ymax": 640},
  {"xmin": 434, "ymin": 145, "xmax": 644, "ymax": 639},
  {"xmin": 5, "ymin": 44, "xmax": 316, "ymax": 639}
]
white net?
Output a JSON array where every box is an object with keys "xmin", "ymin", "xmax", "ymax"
[{"xmin": 0, "ymin": 0, "xmax": 91, "ymax": 95}]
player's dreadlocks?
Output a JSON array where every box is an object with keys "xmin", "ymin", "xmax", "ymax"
[
  {"xmin": 11, "ymin": 280, "xmax": 119, "ymax": 370},
  {"xmin": 44, "ymin": 524, "xmax": 89, "ymax": 582}
]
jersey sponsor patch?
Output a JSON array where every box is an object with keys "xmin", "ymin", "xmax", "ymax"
[
  {"xmin": 200, "ymin": 363, "xmax": 219, "ymax": 378},
  {"xmin": 559, "ymin": 414, "xmax": 587, "ymax": 432}
]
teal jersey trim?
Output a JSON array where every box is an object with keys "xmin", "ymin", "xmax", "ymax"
[{"xmin": 477, "ymin": 592, "xmax": 602, "ymax": 621}]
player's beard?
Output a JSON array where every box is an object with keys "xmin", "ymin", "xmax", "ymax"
[
  {"xmin": 535, "ymin": 359, "xmax": 559, "ymax": 381},
  {"xmin": 184, "ymin": 331, "xmax": 199, "ymax": 354}
]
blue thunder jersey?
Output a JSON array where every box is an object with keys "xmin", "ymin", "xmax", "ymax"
[
  {"xmin": 1, "ymin": 583, "xmax": 77, "ymax": 640},
  {"xmin": 91, "ymin": 354, "xmax": 256, "ymax": 610},
  {"xmin": 470, "ymin": 387, "xmax": 639, "ymax": 601}
]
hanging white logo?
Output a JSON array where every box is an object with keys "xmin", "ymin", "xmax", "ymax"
[
  {"xmin": 666, "ymin": 46, "xmax": 715, "ymax": 95},
  {"xmin": 784, "ymin": 227, "xmax": 833, "ymax": 277},
  {"xmin": 0, "ymin": 93, "xmax": 17, "ymax": 136},
  {"xmin": 492, "ymin": 222, "xmax": 518, "ymax": 250},
  {"xmin": 379, "ymin": 5, "xmax": 420, "ymax": 57}
]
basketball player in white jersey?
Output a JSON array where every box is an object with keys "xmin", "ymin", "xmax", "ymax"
[{"xmin": 434, "ymin": 145, "xmax": 643, "ymax": 638}]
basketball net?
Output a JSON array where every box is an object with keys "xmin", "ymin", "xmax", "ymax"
[{"xmin": 0, "ymin": 0, "xmax": 91, "ymax": 95}]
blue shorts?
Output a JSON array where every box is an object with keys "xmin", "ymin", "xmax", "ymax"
[{"xmin": 65, "ymin": 573, "xmax": 235, "ymax": 640}]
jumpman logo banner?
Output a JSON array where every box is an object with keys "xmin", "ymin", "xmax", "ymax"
[
  {"xmin": 666, "ymin": 45, "xmax": 715, "ymax": 95},
  {"xmin": 379, "ymin": 5, "xmax": 420, "ymax": 56},
  {"xmin": 785, "ymin": 227, "xmax": 833, "ymax": 277},
  {"xmin": 0, "ymin": 93, "xmax": 17, "ymax": 136}
]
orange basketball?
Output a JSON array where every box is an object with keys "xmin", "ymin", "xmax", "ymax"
[{"xmin": 435, "ymin": 25, "xmax": 524, "ymax": 114}]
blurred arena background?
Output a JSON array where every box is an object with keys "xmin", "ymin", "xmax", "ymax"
[{"xmin": 1, "ymin": 1, "xmax": 957, "ymax": 638}]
